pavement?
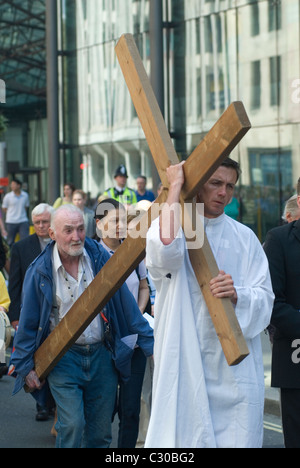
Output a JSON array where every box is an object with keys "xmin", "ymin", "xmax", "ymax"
[{"xmin": 0, "ymin": 332, "xmax": 281, "ymax": 448}]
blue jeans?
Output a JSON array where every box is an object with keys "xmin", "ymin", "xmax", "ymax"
[
  {"xmin": 47, "ymin": 342, "xmax": 118, "ymax": 448},
  {"xmin": 6, "ymin": 222, "xmax": 29, "ymax": 247}
]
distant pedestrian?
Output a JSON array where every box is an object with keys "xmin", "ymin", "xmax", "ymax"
[
  {"xmin": 53, "ymin": 183, "xmax": 76, "ymax": 209},
  {"xmin": 2, "ymin": 179, "xmax": 30, "ymax": 247},
  {"xmin": 135, "ymin": 176, "xmax": 155, "ymax": 203},
  {"xmin": 282, "ymin": 194, "xmax": 300, "ymax": 223},
  {"xmin": 103, "ymin": 165, "xmax": 137, "ymax": 206},
  {"xmin": 8, "ymin": 203, "xmax": 54, "ymax": 330},
  {"xmin": 72, "ymin": 189, "xmax": 96, "ymax": 237}
]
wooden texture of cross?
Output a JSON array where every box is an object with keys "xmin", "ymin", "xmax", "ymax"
[{"xmin": 31, "ymin": 34, "xmax": 251, "ymax": 384}]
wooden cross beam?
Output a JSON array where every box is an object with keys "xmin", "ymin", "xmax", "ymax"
[
  {"xmin": 115, "ymin": 34, "xmax": 250, "ymax": 366},
  {"xmin": 31, "ymin": 35, "xmax": 251, "ymax": 384}
]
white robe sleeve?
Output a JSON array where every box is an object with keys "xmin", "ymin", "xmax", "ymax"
[
  {"xmin": 234, "ymin": 232, "xmax": 274, "ymax": 340},
  {"xmin": 146, "ymin": 217, "xmax": 185, "ymax": 279}
]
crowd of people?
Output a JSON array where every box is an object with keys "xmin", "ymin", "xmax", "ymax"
[{"xmin": 0, "ymin": 160, "xmax": 300, "ymax": 448}]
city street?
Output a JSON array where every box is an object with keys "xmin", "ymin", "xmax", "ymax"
[{"xmin": 0, "ymin": 334, "xmax": 284, "ymax": 449}]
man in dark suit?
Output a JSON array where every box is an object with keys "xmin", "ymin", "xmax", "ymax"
[
  {"xmin": 264, "ymin": 178, "xmax": 300, "ymax": 448},
  {"xmin": 8, "ymin": 203, "xmax": 54, "ymax": 421},
  {"xmin": 8, "ymin": 203, "xmax": 54, "ymax": 328}
]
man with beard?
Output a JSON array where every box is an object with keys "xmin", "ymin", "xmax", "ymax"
[{"xmin": 10, "ymin": 204, "xmax": 153, "ymax": 448}]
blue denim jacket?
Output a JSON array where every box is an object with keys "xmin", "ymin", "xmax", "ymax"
[{"xmin": 10, "ymin": 237, "xmax": 153, "ymax": 404}]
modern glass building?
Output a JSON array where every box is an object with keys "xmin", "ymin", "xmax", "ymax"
[
  {"xmin": 0, "ymin": 0, "xmax": 47, "ymax": 209},
  {"xmin": 1, "ymin": 0, "xmax": 300, "ymax": 241}
]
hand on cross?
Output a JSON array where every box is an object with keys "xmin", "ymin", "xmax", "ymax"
[
  {"xmin": 166, "ymin": 161, "xmax": 185, "ymax": 191},
  {"xmin": 160, "ymin": 162, "xmax": 186, "ymax": 246},
  {"xmin": 210, "ymin": 270, "xmax": 238, "ymax": 305}
]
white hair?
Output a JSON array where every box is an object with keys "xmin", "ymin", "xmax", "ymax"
[
  {"xmin": 51, "ymin": 204, "xmax": 84, "ymax": 231},
  {"xmin": 282, "ymin": 194, "xmax": 299, "ymax": 221},
  {"xmin": 31, "ymin": 203, "xmax": 55, "ymax": 221}
]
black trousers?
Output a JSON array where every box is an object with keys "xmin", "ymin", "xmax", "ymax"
[
  {"xmin": 117, "ymin": 347, "xmax": 147, "ymax": 448},
  {"xmin": 281, "ymin": 388, "xmax": 300, "ymax": 448}
]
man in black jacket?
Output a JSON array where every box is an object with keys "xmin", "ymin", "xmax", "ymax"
[
  {"xmin": 8, "ymin": 203, "xmax": 54, "ymax": 328},
  {"xmin": 264, "ymin": 178, "xmax": 300, "ymax": 448},
  {"xmin": 8, "ymin": 203, "xmax": 54, "ymax": 421}
]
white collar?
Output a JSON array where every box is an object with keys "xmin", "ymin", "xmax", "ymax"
[{"xmin": 203, "ymin": 212, "xmax": 226, "ymax": 229}]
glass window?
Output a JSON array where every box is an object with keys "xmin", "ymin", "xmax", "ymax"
[
  {"xmin": 268, "ymin": 0, "xmax": 282, "ymax": 31},
  {"xmin": 251, "ymin": 2, "xmax": 260, "ymax": 36}
]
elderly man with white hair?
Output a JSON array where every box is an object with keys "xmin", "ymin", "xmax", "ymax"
[
  {"xmin": 10, "ymin": 204, "xmax": 153, "ymax": 448},
  {"xmin": 8, "ymin": 203, "xmax": 55, "ymax": 421},
  {"xmin": 8, "ymin": 203, "xmax": 54, "ymax": 330}
]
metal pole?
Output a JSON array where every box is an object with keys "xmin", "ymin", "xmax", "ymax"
[
  {"xmin": 0, "ymin": 142, "xmax": 7, "ymax": 179},
  {"xmin": 150, "ymin": 0, "xmax": 164, "ymax": 115},
  {"xmin": 46, "ymin": 0, "xmax": 60, "ymax": 204},
  {"xmin": 150, "ymin": 0, "xmax": 164, "ymax": 193}
]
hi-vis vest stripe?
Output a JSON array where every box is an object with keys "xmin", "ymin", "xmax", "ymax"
[{"xmin": 104, "ymin": 187, "xmax": 137, "ymax": 205}]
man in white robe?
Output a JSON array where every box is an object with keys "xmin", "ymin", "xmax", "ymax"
[{"xmin": 145, "ymin": 159, "xmax": 274, "ymax": 448}]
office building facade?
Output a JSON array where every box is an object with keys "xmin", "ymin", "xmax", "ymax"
[{"xmin": 2, "ymin": 0, "xmax": 300, "ymax": 241}]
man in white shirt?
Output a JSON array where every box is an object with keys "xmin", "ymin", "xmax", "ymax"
[
  {"xmin": 11, "ymin": 204, "xmax": 153, "ymax": 448},
  {"xmin": 145, "ymin": 158, "xmax": 274, "ymax": 448},
  {"xmin": 20, "ymin": 205, "xmax": 116, "ymax": 448},
  {"xmin": 2, "ymin": 179, "xmax": 30, "ymax": 246}
]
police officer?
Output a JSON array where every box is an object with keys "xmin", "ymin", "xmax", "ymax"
[{"xmin": 103, "ymin": 165, "xmax": 137, "ymax": 206}]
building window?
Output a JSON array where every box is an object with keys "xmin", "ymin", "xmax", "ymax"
[
  {"xmin": 251, "ymin": 2, "xmax": 260, "ymax": 37},
  {"xmin": 268, "ymin": 0, "xmax": 282, "ymax": 32},
  {"xmin": 204, "ymin": 16, "xmax": 213, "ymax": 53}
]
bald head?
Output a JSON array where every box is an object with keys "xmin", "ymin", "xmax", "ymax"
[
  {"xmin": 51, "ymin": 205, "xmax": 84, "ymax": 232},
  {"xmin": 49, "ymin": 205, "xmax": 86, "ymax": 258}
]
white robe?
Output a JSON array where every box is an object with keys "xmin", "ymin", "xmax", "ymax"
[{"xmin": 145, "ymin": 214, "xmax": 274, "ymax": 448}]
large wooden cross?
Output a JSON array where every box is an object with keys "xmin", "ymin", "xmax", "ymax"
[{"xmin": 31, "ymin": 34, "xmax": 251, "ymax": 384}]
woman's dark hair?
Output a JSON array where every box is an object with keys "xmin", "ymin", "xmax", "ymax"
[
  {"xmin": 94, "ymin": 198, "xmax": 125, "ymax": 221},
  {"xmin": 94, "ymin": 198, "xmax": 126, "ymax": 241},
  {"xmin": 64, "ymin": 182, "xmax": 76, "ymax": 193}
]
